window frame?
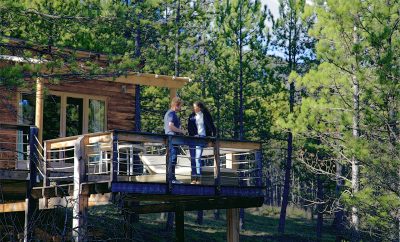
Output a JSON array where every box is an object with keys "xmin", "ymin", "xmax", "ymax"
[{"xmin": 19, "ymin": 90, "xmax": 108, "ymax": 138}]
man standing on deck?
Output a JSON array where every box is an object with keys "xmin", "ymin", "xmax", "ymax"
[{"xmin": 164, "ymin": 97, "xmax": 185, "ymax": 184}]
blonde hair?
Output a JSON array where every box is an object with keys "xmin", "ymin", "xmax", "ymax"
[{"xmin": 171, "ymin": 97, "xmax": 183, "ymax": 108}]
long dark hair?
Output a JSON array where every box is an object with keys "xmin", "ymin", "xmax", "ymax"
[{"xmin": 193, "ymin": 101, "xmax": 210, "ymax": 116}]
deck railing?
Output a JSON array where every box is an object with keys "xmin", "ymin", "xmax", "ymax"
[
  {"xmin": 0, "ymin": 123, "xmax": 38, "ymax": 170},
  {"xmin": 39, "ymin": 130, "xmax": 263, "ymax": 191}
]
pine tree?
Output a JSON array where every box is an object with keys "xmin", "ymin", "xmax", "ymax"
[{"xmin": 268, "ymin": 0, "xmax": 315, "ymax": 234}]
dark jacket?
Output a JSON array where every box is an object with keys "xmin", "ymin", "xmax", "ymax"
[{"xmin": 188, "ymin": 111, "xmax": 216, "ymax": 137}]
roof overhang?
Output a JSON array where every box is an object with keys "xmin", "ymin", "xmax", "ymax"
[
  {"xmin": 1, "ymin": 36, "xmax": 190, "ymax": 89},
  {"xmin": 102, "ymin": 72, "xmax": 190, "ymax": 89}
]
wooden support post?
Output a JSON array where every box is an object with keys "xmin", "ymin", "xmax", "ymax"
[
  {"xmin": 72, "ymin": 136, "xmax": 89, "ymax": 242},
  {"xmin": 213, "ymin": 139, "xmax": 221, "ymax": 195},
  {"xmin": 175, "ymin": 210, "xmax": 184, "ymax": 242},
  {"xmin": 35, "ymin": 77, "xmax": 44, "ymax": 143},
  {"xmin": 24, "ymin": 127, "xmax": 39, "ymax": 242},
  {"xmin": 170, "ymin": 88, "xmax": 177, "ymax": 100},
  {"xmin": 227, "ymin": 208, "xmax": 240, "ymax": 242}
]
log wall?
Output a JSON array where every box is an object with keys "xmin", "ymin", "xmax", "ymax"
[
  {"xmin": 0, "ymin": 87, "xmax": 18, "ymax": 169},
  {"xmin": 0, "ymin": 79, "xmax": 136, "ymax": 170},
  {"xmin": 46, "ymin": 79, "xmax": 136, "ymax": 131}
]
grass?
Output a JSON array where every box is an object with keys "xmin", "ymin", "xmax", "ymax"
[{"xmin": 87, "ymin": 205, "xmax": 337, "ymax": 241}]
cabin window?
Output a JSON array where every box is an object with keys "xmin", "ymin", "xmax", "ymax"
[
  {"xmin": 66, "ymin": 97, "xmax": 83, "ymax": 137},
  {"xmin": 43, "ymin": 95, "xmax": 61, "ymax": 140},
  {"xmin": 20, "ymin": 92, "xmax": 107, "ymax": 140},
  {"xmin": 89, "ymin": 99, "xmax": 105, "ymax": 133}
]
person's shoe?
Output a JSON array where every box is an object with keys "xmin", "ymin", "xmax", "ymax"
[
  {"xmin": 191, "ymin": 177, "xmax": 198, "ymax": 184},
  {"xmin": 172, "ymin": 179, "xmax": 183, "ymax": 184}
]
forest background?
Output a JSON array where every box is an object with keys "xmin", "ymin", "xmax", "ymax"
[{"xmin": 1, "ymin": 0, "xmax": 399, "ymax": 241}]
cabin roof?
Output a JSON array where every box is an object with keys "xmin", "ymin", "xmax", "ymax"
[{"xmin": 0, "ymin": 36, "xmax": 190, "ymax": 89}]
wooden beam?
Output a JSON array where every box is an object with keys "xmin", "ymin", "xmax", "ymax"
[
  {"xmin": 125, "ymin": 197, "xmax": 263, "ymax": 214},
  {"xmin": 35, "ymin": 77, "xmax": 44, "ymax": 143},
  {"xmin": 118, "ymin": 133, "xmax": 165, "ymax": 144},
  {"xmin": 170, "ymin": 88, "xmax": 177, "ymax": 100},
  {"xmin": 102, "ymin": 73, "xmax": 189, "ymax": 89},
  {"xmin": 227, "ymin": 208, "xmax": 240, "ymax": 242},
  {"xmin": 0, "ymin": 201, "xmax": 26, "ymax": 213},
  {"xmin": 218, "ymin": 140, "xmax": 261, "ymax": 150},
  {"xmin": 0, "ymin": 169, "xmax": 28, "ymax": 180}
]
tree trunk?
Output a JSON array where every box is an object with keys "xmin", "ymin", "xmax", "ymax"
[
  {"xmin": 196, "ymin": 210, "xmax": 203, "ymax": 225},
  {"xmin": 167, "ymin": 0, "xmax": 181, "ymax": 232},
  {"xmin": 350, "ymin": 23, "xmax": 360, "ymax": 241},
  {"xmin": 278, "ymin": 81, "xmax": 295, "ymax": 234},
  {"xmin": 333, "ymin": 161, "xmax": 345, "ymax": 241},
  {"xmin": 316, "ymin": 176, "xmax": 323, "ymax": 241},
  {"xmin": 214, "ymin": 209, "xmax": 220, "ymax": 220}
]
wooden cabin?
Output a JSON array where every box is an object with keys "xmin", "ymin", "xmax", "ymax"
[{"xmin": 0, "ymin": 38, "xmax": 263, "ymax": 242}]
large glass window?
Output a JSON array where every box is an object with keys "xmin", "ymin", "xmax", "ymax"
[
  {"xmin": 43, "ymin": 95, "xmax": 61, "ymax": 140},
  {"xmin": 20, "ymin": 92, "xmax": 106, "ymax": 140},
  {"xmin": 89, "ymin": 99, "xmax": 105, "ymax": 133},
  {"xmin": 66, "ymin": 97, "xmax": 83, "ymax": 137}
]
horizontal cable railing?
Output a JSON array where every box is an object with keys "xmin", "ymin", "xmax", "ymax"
[
  {"xmin": 35, "ymin": 130, "xmax": 262, "ymax": 191},
  {"xmin": 0, "ymin": 123, "xmax": 31, "ymax": 170}
]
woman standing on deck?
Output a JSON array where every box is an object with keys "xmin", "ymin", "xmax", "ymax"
[{"xmin": 187, "ymin": 101, "xmax": 216, "ymax": 184}]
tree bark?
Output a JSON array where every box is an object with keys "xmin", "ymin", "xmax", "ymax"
[
  {"xmin": 350, "ymin": 23, "xmax": 360, "ymax": 242},
  {"xmin": 316, "ymin": 176, "xmax": 323, "ymax": 241},
  {"xmin": 196, "ymin": 210, "xmax": 203, "ymax": 225},
  {"xmin": 167, "ymin": 0, "xmax": 181, "ymax": 231},
  {"xmin": 278, "ymin": 81, "xmax": 295, "ymax": 234}
]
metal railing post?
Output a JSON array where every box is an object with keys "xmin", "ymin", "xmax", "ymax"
[
  {"xmin": 213, "ymin": 139, "xmax": 221, "ymax": 195},
  {"xmin": 112, "ymin": 131, "xmax": 119, "ymax": 183},
  {"xmin": 255, "ymin": 150, "xmax": 263, "ymax": 187}
]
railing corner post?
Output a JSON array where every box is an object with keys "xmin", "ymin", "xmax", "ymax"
[
  {"xmin": 72, "ymin": 136, "xmax": 89, "ymax": 242},
  {"xmin": 213, "ymin": 138, "xmax": 221, "ymax": 195},
  {"xmin": 112, "ymin": 131, "xmax": 119, "ymax": 183}
]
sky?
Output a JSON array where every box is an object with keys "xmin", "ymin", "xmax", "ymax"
[
  {"xmin": 262, "ymin": 0, "xmax": 280, "ymax": 18},
  {"xmin": 262, "ymin": 0, "xmax": 314, "ymax": 19}
]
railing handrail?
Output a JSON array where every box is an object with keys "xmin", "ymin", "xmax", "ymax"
[
  {"xmin": 0, "ymin": 123, "xmax": 33, "ymax": 133},
  {"xmin": 114, "ymin": 129, "xmax": 262, "ymax": 145},
  {"xmin": 39, "ymin": 129, "xmax": 264, "ymax": 189}
]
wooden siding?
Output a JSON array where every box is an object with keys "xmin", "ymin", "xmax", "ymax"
[
  {"xmin": 47, "ymin": 79, "xmax": 136, "ymax": 131},
  {"xmin": 0, "ymin": 87, "xmax": 18, "ymax": 169}
]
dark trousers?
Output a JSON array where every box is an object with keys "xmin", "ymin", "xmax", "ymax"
[{"xmin": 169, "ymin": 147, "xmax": 178, "ymax": 180}]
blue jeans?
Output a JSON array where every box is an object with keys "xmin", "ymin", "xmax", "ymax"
[
  {"xmin": 169, "ymin": 147, "xmax": 178, "ymax": 180},
  {"xmin": 190, "ymin": 145, "xmax": 203, "ymax": 176}
]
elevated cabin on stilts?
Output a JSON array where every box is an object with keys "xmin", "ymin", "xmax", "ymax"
[{"xmin": 0, "ymin": 37, "xmax": 264, "ymax": 242}]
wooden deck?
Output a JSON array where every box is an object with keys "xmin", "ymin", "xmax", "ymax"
[{"xmin": 0, "ymin": 125, "xmax": 264, "ymax": 241}]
